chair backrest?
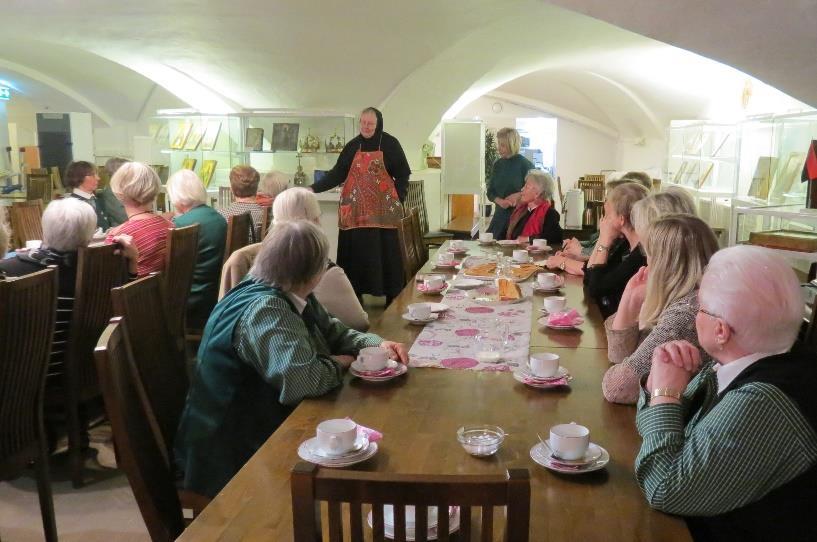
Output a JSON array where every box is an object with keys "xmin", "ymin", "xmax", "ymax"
[
  {"xmin": 218, "ymin": 186, "xmax": 235, "ymax": 209},
  {"xmin": 577, "ymin": 176, "xmax": 605, "ymax": 203},
  {"xmin": 65, "ymin": 243, "xmax": 129, "ymax": 403},
  {"xmin": 291, "ymin": 463, "xmax": 530, "ymax": 542},
  {"xmin": 406, "ymin": 180, "xmax": 429, "ymax": 234},
  {"xmin": 224, "ymin": 213, "xmax": 251, "ymax": 264},
  {"xmin": 396, "ymin": 213, "xmax": 420, "ymax": 284},
  {"xmin": 0, "ymin": 268, "xmax": 57, "ymax": 471},
  {"xmin": 111, "ymin": 274, "xmax": 189, "ymax": 450},
  {"xmin": 49, "ymin": 167, "xmax": 64, "ymax": 193},
  {"xmin": 162, "ymin": 224, "xmax": 200, "ymax": 338},
  {"xmin": 408, "ymin": 207, "xmax": 427, "ymax": 267},
  {"xmin": 9, "ymin": 199, "xmax": 44, "ymax": 248},
  {"xmin": 259, "ymin": 206, "xmax": 272, "ymax": 240},
  {"xmin": 94, "ymin": 317, "xmax": 185, "ymax": 542},
  {"xmin": 218, "ymin": 242, "xmax": 262, "ymax": 300},
  {"xmin": 27, "ymin": 175, "xmax": 51, "ymax": 204},
  {"xmin": 156, "ymin": 192, "xmax": 167, "ymax": 213}
]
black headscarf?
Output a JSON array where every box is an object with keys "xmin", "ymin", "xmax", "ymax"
[{"xmin": 310, "ymin": 106, "xmax": 412, "ymax": 202}]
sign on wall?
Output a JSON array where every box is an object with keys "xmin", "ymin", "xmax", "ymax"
[{"xmin": 0, "ymin": 86, "xmax": 9, "ymax": 100}]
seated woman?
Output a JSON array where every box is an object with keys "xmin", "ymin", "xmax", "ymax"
[
  {"xmin": 547, "ymin": 183, "xmax": 649, "ymax": 316},
  {"xmin": 635, "ymin": 245, "xmax": 817, "ymax": 540},
  {"xmin": 602, "ymin": 214, "xmax": 718, "ymax": 404},
  {"xmin": 218, "ymin": 165, "xmax": 264, "ymax": 242},
  {"xmin": 503, "ymin": 169, "xmax": 562, "ymax": 245},
  {"xmin": 106, "ymin": 162, "xmax": 173, "ymax": 277},
  {"xmin": 255, "ymin": 170, "xmax": 289, "ymax": 208},
  {"xmin": 166, "ymin": 169, "xmax": 228, "ymax": 329},
  {"xmin": 175, "ymin": 220, "xmax": 408, "ymax": 497}
]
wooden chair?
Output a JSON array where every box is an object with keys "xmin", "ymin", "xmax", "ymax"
[
  {"xmin": 218, "ymin": 186, "xmax": 234, "ymax": 209},
  {"xmin": 291, "ymin": 463, "xmax": 530, "ymax": 542},
  {"xmin": 94, "ymin": 317, "xmax": 185, "ymax": 542},
  {"xmin": 49, "ymin": 167, "xmax": 64, "ymax": 197},
  {"xmin": 397, "ymin": 213, "xmax": 420, "ymax": 285},
  {"xmin": 408, "ymin": 207, "xmax": 427, "ymax": 266},
  {"xmin": 259, "ymin": 206, "xmax": 272, "ymax": 239},
  {"xmin": 223, "ymin": 213, "xmax": 251, "ymax": 264},
  {"xmin": 27, "ymin": 175, "xmax": 52, "ymax": 204},
  {"xmin": 162, "ymin": 224, "xmax": 200, "ymax": 341},
  {"xmin": 0, "ymin": 268, "xmax": 59, "ymax": 542},
  {"xmin": 406, "ymin": 180, "xmax": 453, "ymax": 248},
  {"xmin": 156, "ymin": 193, "xmax": 167, "ymax": 213},
  {"xmin": 9, "ymin": 199, "xmax": 44, "ymax": 248},
  {"xmin": 50, "ymin": 243, "xmax": 127, "ymax": 487}
]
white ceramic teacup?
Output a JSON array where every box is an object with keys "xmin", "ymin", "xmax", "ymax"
[
  {"xmin": 25, "ymin": 239, "xmax": 42, "ymax": 250},
  {"xmin": 359, "ymin": 346, "xmax": 389, "ymax": 371},
  {"xmin": 450, "ymin": 239, "xmax": 465, "ymax": 251},
  {"xmin": 479, "ymin": 232, "xmax": 494, "ymax": 243},
  {"xmin": 529, "ymin": 352, "xmax": 560, "ymax": 378},
  {"xmin": 532, "ymin": 238, "xmax": 548, "ymax": 249},
  {"xmin": 423, "ymin": 275, "xmax": 445, "ymax": 290},
  {"xmin": 512, "ymin": 249, "xmax": 529, "ymax": 262},
  {"xmin": 537, "ymin": 273, "xmax": 559, "ymax": 289},
  {"xmin": 549, "ymin": 423, "xmax": 590, "ymax": 461},
  {"xmin": 543, "ymin": 296, "xmax": 567, "ymax": 314},
  {"xmin": 408, "ymin": 303, "xmax": 432, "ymax": 321},
  {"xmin": 436, "ymin": 252, "xmax": 454, "ymax": 265},
  {"xmin": 316, "ymin": 418, "xmax": 358, "ymax": 455}
]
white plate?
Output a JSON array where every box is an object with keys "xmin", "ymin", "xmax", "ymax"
[
  {"xmin": 417, "ymin": 285, "xmax": 446, "ymax": 295},
  {"xmin": 513, "ymin": 368, "xmax": 572, "ymax": 389},
  {"xmin": 450, "ymin": 278, "xmax": 483, "ymax": 290},
  {"xmin": 402, "ymin": 312, "xmax": 439, "ymax": 325},
  {"xmin": 425, "ymin": 303, "xmax": 449, "ymax": 313},
  {"xmin": 497, "ymin": 240, "xmax": 519, "ymax": 246},
  {"xmin": 298, "ymin": 438, "xmax": 378, "ymax": 467},
  {"xmin": 518, "ymin": 365, "xmax": 570, "ymax": 381},
  {"xmin": 530, "ymin": 442, "xmax": 609, "ymax": 474},
  {"xmin": 305, "ymin": 434, "xmax": 370, "ymax": 459},
  {"xmin": 368, "ymin": 507, "xmax": 460, "ymax": 541},
  {"xmin": 527, "ymin": 245, "xmax": 552, "ymax": 253},
  {"xmin": 350, "ymin": 358, "xmax": 399, "ymax": 374},
  {"xmin": 537, "ymin": 316, "xmax": 584, "ymax": 330},
  {"xmin": 533, "ymin": 283, "xmax": 564, "ymax": 294}
]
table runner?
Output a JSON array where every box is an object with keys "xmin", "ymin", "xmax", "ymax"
[{"xmin": 407, "ymin": 281, "xmax": 532, "ymax": 371}]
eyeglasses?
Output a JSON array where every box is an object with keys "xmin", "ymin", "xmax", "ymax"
[{"xmin": 697, "ymin": 307, "xmax": 736, "ymax": 334}]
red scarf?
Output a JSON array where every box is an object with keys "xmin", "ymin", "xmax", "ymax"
[{"xmin": 506, "ymin": 199, "xmax": 551, "ymax": 240}]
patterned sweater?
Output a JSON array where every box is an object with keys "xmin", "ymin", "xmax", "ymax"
[{"xmin": 602, "ymin": 291, "xmax": 709, "ymax": 404}]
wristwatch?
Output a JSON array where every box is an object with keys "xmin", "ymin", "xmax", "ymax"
[
  {"xmin": 559, "ymin": 260, "xmax": 566, "ymax": 271},
  {"xmin": 596, "ymin": 243, "xmax": 610, "ymax": 253},
  {"xmin": 651, "ymin": 388, "xmax": 682, "ymax": 400}
]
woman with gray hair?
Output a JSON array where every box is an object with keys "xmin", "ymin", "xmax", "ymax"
[
  {"xmin": 634, "ymin": 245, "xmax": 817, "ymax": 540},
  {"xmin": 166, "ymin": 169, "xmax": 227, "ymax": 328},
  {"xmin": 502, "ymin": 169, "xmax": 563, "ymax": 244},
  {"xmin": 256, "ymin": 170, "xmax": 289, "ymax": 207},
  {"xmin": 175, "ymin": 220, "xmax": 408, "ymax": 497}
]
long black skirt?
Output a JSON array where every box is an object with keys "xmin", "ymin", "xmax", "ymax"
[{"xmin": 337, "ymin": 228, "xmax": 404, "ymax": 300}]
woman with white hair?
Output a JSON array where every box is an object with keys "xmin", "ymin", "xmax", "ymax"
[
  {"xmin": 502, "ymin": 169, "xmax": 562, "ymax": 244},
  {"xmin": 166, "ymin": 169, "xmax": 227, "ymax": 328},
  {"xmin": 175, "ymin": 220, "xmax": 408, "ymax": 497},
  {"xmin": 635, "ymin": 245, "xmax": 817, "ymax": 540},
  {"xmin": 106, "ymin": 161, "xmax": 173, "ymax": 276},
  {"xmin": 256, "ymin": 170, "xmax": 289, "ymax": 207},
  {"xmin": 602, "ymin": 214, "xmax": 719, "ymax": 404},
  {"xmin": 485, "ymin": 127, "xmax": 534, "ymax": 238},
  {"xmin": 219, "ymin": 187, "xmax": 369, "ymax": 331}
]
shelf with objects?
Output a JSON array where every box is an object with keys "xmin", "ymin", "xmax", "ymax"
[
  {"xmin": 151, "ymin": 111, "xmax": 244, "ymax": 192},
  {"xmin": 663, "ymin": 120, "xmax": 738, "ymax": 235},
  {"xmin": 241, "ymin": 110, "xmax": 356, "ymax": 189}
]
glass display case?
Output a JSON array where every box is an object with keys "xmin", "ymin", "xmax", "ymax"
[{"xmin": 664, "ymin": 121, "xmax": 738, "ymax": 230}]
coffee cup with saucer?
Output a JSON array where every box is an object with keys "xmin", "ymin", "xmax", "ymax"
[{"xmin": 359, "ymin": 346, "xmax": 389, "ymax": 371}]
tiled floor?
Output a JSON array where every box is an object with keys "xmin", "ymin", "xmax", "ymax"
[{"xmin": 0, "ymin": 299, "xmax": 388, "ymax": 541}]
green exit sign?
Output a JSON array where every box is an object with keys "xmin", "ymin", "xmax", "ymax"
[{"xmin": 0, "ymin": 87, "xmax": 9, "ymax": 100}]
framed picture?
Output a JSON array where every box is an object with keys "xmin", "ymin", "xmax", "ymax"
[
  {"xmin": 672, "ymin": 161, "xmax": 688, "ymax": 184},
  {"xmin": 245, "ymin": 128, "xmax": 264, "ymax": 152},
  {"xmin": 697, "ymin": 162, "xmax": 715, "ymax": 188},
  {"xmin": 272, "ymin": 123, "xmax": 299, "ymax": 151},
  {"xmin": 185, "ymin": 123, "xmax": 205, "ymax": 150},
  {"xmin": 710, "ymin": 133, "xmax": 730, "ymax": 158},
  {"xmin": 170, "ymin": 121, "xmax": 193, "ymax": 150},
  {"xmin": 181, "ymin": 157, "xmax": 197, "ymax": 171},
  {"xmin": 199, "ymin": 160, "xmax": 217, "ymax": 189},
  {"xmin": 774, "ymin": 151, "xmax": 806, "ymax": 195},
  {"xmin": 747, "ymin": 156, "xmax": 778, "ymax": 199},
  {"xmin": 200, "ymin": 121, "xmax": 222, "ymax": 151}
]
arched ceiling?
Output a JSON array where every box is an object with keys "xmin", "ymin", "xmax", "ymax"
[{"xmin": 0, "ymin": 0, "xmax": 813, "ymax": 162}]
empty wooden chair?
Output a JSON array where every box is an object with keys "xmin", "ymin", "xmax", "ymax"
[
  {"xmin": 94, "ymin": 317, "xmax": 185, "ymax": 542},
  {"xmin": 9, "ymin": 199, "xmax": 44, "ymax": 248},
  {"xmin": 223, "ymin": 213, "xmax": 251, "ymax": 264},
  {"xmin": 397, "ymin": 213, "xmax": 420, "ymax": 285},
  {"xmin": 406, "ymin": 180, "xmax": 453, "ymax": 248},
  {"xmin": 0, "ymin": 268, "xmax": 59, "ymax": 542},
  {"xmin": 291, "ymin": 463, "xmax": 530, "ymax": 542},
  {"xmin": 50, "ymin": 243, "xmax": 127, "ymax": 487},
  {"xmin": 162, "ymin": 224, "xmax": 200, "ymax": 340},
  {"xmin": 408, "ymin": 207, "xmax": 427, "ymax": 266}
]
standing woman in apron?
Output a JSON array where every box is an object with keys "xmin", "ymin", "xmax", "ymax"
[
  {"xmin": 311, "ymin": 107, "xmax": 411, "ymax": 304},
  {"xmin": 485, "ymin": 128, "xmax": 534, "ymax": 239}
]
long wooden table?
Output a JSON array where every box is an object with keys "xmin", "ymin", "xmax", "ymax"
[{"xmin": 178, "ymin": 242, "xmax": 690, "ymax": 541}]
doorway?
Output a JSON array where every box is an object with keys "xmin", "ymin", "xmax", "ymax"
[{"xmin": 36, "ymin": 113, "xmax": 72, "ymax": 179}]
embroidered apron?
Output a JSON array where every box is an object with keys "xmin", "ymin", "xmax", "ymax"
[{"xmin": 339, "ymin": 138, "xmax": 403, "ymax": 230}]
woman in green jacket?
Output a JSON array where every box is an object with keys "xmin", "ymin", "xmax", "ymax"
[{"xmin": 485, "ymin": 127, "xmax": 534, "ymax": 238}]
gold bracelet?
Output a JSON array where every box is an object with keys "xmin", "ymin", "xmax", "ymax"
[{"xmin": 651, "ymin": 388, "xmax": 682, "ymax": 400}]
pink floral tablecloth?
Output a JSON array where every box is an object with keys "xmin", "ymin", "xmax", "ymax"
[{"xmin": 408, "ymin": 283, "xmax": 533, "ymax": 372}]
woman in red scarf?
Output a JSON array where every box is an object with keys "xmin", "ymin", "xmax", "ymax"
[{"xmin": 504, "ymin": 169, "xmax": 563, "ymax": 245}]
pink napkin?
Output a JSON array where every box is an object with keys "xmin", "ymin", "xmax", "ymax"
[
  {"xmin": 524, "ymin": 376, "xmax": 570, "ymax": 386},
  {"xmin": 547, "ymin": 309, "xmax": 582, "ymax": 326},
  {"xmin": 346, "ymin": 418, "xmax": 383, "ymax": 442}
]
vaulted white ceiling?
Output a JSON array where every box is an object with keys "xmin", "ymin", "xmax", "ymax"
[{"xmin": 0, "ymin": 0, "xmax": 813, "ymax": 159}]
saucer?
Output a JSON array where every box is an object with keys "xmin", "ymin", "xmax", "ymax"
[
  {"xmin": 534, "ymin": 284, "xmax": 564, "ymax": 294},
  {"xmin": 450, "ymin": 278, "xmax": 483, "ymax": 290},
  {"xmin": 511, "ymin": 257, "xmax": 532, "ymax": 264},
  {"xmin": 433, "ymin": 261, "xmax": 457, "ymax": 269},
  {"xmin": 447, "ymin": 247, "xmax": 468, "ymax": 255},
  {"xmin": 530, "ymin": 442, "xmax": 609, "ymax": 474},
  {"xmin": 298, "ymin": 437, "xmax": 378, "ymax": 467},
  {"xmin": 402, "ymin": 312, "xmax": 439, "ymax": 325},
  {"xmin": 497, "ymin": 240, "xmax": 518, "ymax": 246},
  {"xmin": 350, "ymin": 360, "xmax": 408, "ymax": 381},
  {"xmin": 425, "ymin": 303, "xmax": 449, "ymax": 313},
  {"xmin": 368, "ymin": 507, "xmax": 460, "ymax": 541},
  {"xmin": 307, "ymin": 434, "xmax": 369, "ymax": 458},
  {"xmin": 478, "ymin": 239, "xmax": 496, "ymax": 246},
  {"xmin": 537, "ymin": 316, "xmax": 584, "ymax": 330},
  {"xmin": 527, "ymin": 245, "xmax": 552, "ymax": 253},
  {"xmin": 417, "ymin": 284, "xmax": 446, "ymax": 295},
  {"xmin": 517, "ymin": 365, "xmax": 570, "ymax": 382}
]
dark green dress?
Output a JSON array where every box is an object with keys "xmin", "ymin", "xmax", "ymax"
[
  {"xmin": 172, "ymin": 205, "xmax": 227, "ymax": 328},
  {"xmin": 486, "ymin": 154, "xmax": 534, "ymax": 238}
]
